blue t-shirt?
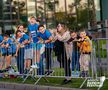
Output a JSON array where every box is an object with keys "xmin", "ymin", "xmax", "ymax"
[
  {"xmin": 2, "ymin": 38, "xmax": 13, "ymax": 54},
  {"xmin": 0, "ymin": 35, "xmax": 3, "ymax": 43},
  {"xmin": 37, "ymin": 30, "xmax": 53, "ymax": 48},
  {"xmin": 19, "ymin": 34, "xmax": 33, "ymax": 49},
  {"xmin": 3, "ymin": 39, "xmax": 12, "ymax": 45},
  {"xmin": 19, "ymin": 34, "xmax": 29, "ymax": 43},
  {"xmin": 28, "ymin": 24, "xmax": 39, "ymax": 43}
]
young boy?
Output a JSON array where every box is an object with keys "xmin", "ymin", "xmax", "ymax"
[
  {"xmin": 15, "ymin": 30, "xmax": 30, "ymax": 74},
  {"xmin": 78, "ymin": 30, "xmax": 92, "ymax": 77},
  {"xmin": 37, "ymin": 24, "xmax": 53, "ymax": 75},
  {"xmin": 1, "ymin": 34, "xmax": 13, "ymax": 69},
  {"xmin": 67, "ymin": 31, "xmax": 80, "ymax": 77},
  {"xmin": 28, "ymin": 16, "xmax": 41, "ymax": 67}
]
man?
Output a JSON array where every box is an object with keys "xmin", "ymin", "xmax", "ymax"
[{"xmin": 37, "ymin": 24, "xmax": 53, "ymax": 75}]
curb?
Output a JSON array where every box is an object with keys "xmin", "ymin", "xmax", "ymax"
[{"xmin": 0, "ymin": 82, "xmax": 88, "ymax": 90}]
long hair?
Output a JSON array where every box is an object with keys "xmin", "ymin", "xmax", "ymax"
[
  {"xmin": 57, "ymin": 23, "xmax": 68, "ymax": 35},
  {"xmin": 17, "ymin": 24, "xmax": 24, "ymax": 30}
]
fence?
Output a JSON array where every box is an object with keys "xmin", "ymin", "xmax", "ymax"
[{"xmin": 0, "ymin": 38, "xmax": 108, "ymax": 88}]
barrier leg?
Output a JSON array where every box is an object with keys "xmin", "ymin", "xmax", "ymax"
[
  {"xmin": 22, "ymin": 67, "xmax": 37, "ymax": 83},
  {"xmin": 80, "ymin": 78, "xmax": 88, "ymax": 88}
]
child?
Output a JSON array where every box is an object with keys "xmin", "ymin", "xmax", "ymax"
[
  {"xmin": 1, "ymin": 34, "xmax": 13, "ymax": 69},
  {"xmin": 78, "ymin": 30, "xmax": 92, "ymax": 77},
  {"xmin": 67, "ymin": 31, "xmax": 80, "ymax": 77}
]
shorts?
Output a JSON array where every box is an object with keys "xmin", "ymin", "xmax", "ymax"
[
  {"xmin": 1, "ymin": 48, "xmax": 13, "ymax": 56},
  {"xmin": 24, "ymin": 48, "xmax": 34, "ymax": 60},
  {"xmin": 2, "ymin": 51, "xmax": 12, "ymax": 56}
]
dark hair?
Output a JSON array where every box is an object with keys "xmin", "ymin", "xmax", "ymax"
[
  {"xmin": 38, "ymin": 24, "xmax": 44, "ymax": 30},
  {"xmin": 16, "ymin": 30, "xmax": 21, "ymax": 34},
  {"xmin": 57, "ymin": 22, "xmax": 68, "ymax": 31},
  {"xmin": 36, "ymin": 19, "xmax": 40, "ymax": 23},
  {"xmin": 70, "ymin": 31, "xmax": 77, "ymax": 34},
  {"xmin": 3, "ymin": 34, "xmax": 9, "ymax": 37},
  {"xmin": 15, "ymin": 30, "xmax": 22, "ymax": 39}
]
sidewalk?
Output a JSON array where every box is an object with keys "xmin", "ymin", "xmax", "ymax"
[{"xmin": 0, "ymin": 82, "xmax": 88, "ymax": 90}]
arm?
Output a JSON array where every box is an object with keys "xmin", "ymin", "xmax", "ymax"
[
  {"xmin": 56, "ymin": 31, "xmax": 70, "ymax": 42},
  {"xmin": 67, "ymin": 38, "xmax": 74, "ymax": 44},
  {"xmin": 5, "ymin": 43, "xmax": 9, "ymax": 48},
  {"xmin": 29, "ymin": 32, "xmax": 33, "ymax": 42},
  {"xmin": 5, "ymin": 39, "xmax": 12, "ymax": 48},
  {"xmin": 22, "ymin": 34, "xmax": 30, "ymax": 45},
  {"xmin": 44, "ymin": 36, "xmax": 52, "ymax": 43},
  {"xmin": 15, "ymin": 43, "xmax": 20, "ymax": 56}
]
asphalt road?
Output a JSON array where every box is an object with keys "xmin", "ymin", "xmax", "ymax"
[{"xmin": 0, "ymin": 88, "xmax": 15, "ymax": 90}]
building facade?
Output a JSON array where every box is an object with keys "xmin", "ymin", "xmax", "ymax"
[{"xmin": 0, "ymin": 0, "xmax": 107, "ymax": 34}]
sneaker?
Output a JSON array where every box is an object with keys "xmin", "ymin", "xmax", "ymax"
[
  {"xmin": 71, "ymin": 71, "xmax": 75, "ymax": 77},
  {"xmin": 8, "ymin": 68, "xmax": 15, "ymax": 74},
  {"xmin": 80, "ymin": 71, "xmax": 85, "ymax": 77},
  {"xmin": 62, "ymin": 79, "xmax": 71, "ymax": 84},
  {"xmin": 31, "ymin": 64, "xmax": 39, "ymax": 69},
  {"xmin": 75, "ymin": 71, "xmax": 80, "ymax": 77},
  {"xmin": 45, "ymin": 70, "xmax": 54, "ymax": 75},
  {"xmin": 85, "ymin": 71, "xmax": 89, "ymax": 77}
]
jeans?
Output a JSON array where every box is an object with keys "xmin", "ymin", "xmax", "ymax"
[
  {"xmin": 71, "ymin": 51, "xmax": 80, "ymax": 71},
  {"xmin": 37, "ymin": 53, "xmax": 45, "ymax": 75},
  {"xmin": 45, "ymin": 48, "xmax": 52, "ymax": 71},
  {"xmin": 17, "ymin": 48, "xmax": 24, "ymax": 74}
]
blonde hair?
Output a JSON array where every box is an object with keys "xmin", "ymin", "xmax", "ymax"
[{"xmin": 17, "ymin": 24, "xmax": 24, "ymax": 30}]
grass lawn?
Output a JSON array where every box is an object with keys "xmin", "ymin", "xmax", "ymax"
[
  {"xmin": 0, "ymin": 76, "xmax": 108, "ymax": 90},
  {"xmin": 0, "ymin": 67, "xmax": 108, "ymax": 90}
]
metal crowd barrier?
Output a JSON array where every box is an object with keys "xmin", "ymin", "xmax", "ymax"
[
  {"xmin": 0, "ymin": 38, "xmax": 108, "ymax": 87},
  {"xmin": 91, "ymin": 38, "xmax": 108, "ymax": 78}
]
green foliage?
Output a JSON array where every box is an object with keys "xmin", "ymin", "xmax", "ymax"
[
  {"xmin": 55, "ymin": 12, "xmax": 65, "ymax": 23},
  {"xmin": 55, "ymin": 8, "xmax": 90, "ymax": 30},
  {"xmin": 47, "ymin": 1, "xmax": 54, "ymax": 11},
  {"xmin": 65, "ymin": 16, "xmax": 77, "ymax": 30},
  {"xmin": 54, "ymin": 1, "xmax": 95, "ymax": 30},
  {"xmin": 78, "ymin": 8, "xmax": 89, "ymax": 28}
]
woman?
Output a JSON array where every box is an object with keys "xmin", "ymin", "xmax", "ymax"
[{"xmin": 54, "ymin": 23, "xmax": 72, "ymax": 84}]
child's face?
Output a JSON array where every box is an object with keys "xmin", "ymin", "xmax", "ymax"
[
  {"xmin": 4, "ymin": 36, "xmax": 8, "ymax": 40},
  {"xmin": 71, "ymin": 32, "xmax": 77, "ymax": 39},
  {"xmin": 18, "ymin": 25, "xmax": 24, "ymax": 32},
  {"xmin": 30, "ymin": 18, "xmax": 36, "ymax": 25},
  {"xmin": 80, "ymin": 31, "xmax": 86, "ymax": 38},
  {"xmin": 38, "ymin": 26, "xmax": 45, "ymax": 34},
  {"xmin": 17, "ymin": 32, "xmax": 22, "ymax": 38}
]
